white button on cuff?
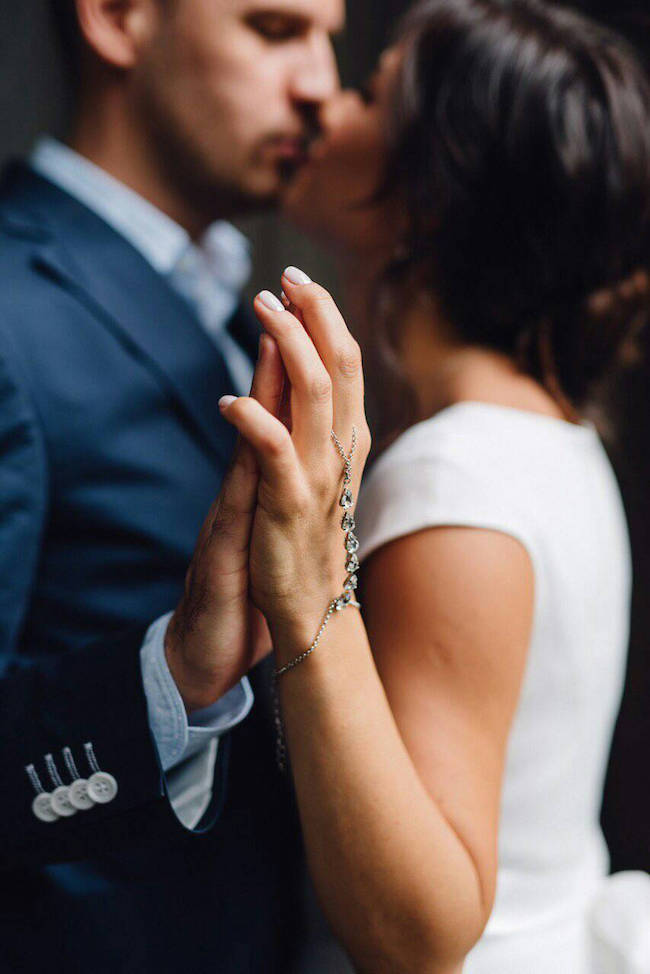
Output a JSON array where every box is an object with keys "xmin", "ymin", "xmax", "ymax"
[
  {"xmin": 68, "ymin": 778, "xmax": 95, "ymax": 811},
  {"xmin": 50, "ymin": 785, "xmax": 77, "ymax": 817},
  {"xmin": 32, "ymin": 793, "xmax": 60, "ymax": 823},
  {"xmin": 87, "ymin": 772, "xmax": 118, "ymax": 804}
]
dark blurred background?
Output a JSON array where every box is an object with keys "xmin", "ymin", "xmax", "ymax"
[{"xmin": 1, "ymin": 0, "xmax": 648, "ymax": 874}]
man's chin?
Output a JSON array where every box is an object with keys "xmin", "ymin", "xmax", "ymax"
[
  {"xmin": 234, "ymin": 162, "xmax": 303, "ymax": 216},
  {"xmin": 222, "ymin": 161, "xmax": 317, "ymax": 225}
]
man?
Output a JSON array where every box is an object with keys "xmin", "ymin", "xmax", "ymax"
[{"xmin": 0, "ymin": 0, "xmax": 344, "ymax": 970}]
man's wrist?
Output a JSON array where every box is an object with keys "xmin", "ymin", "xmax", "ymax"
[{"xmin": 164, "ymin": 610, "xmax": 231, "ymax": 714}]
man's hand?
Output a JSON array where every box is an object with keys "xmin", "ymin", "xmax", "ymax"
[{"xmin": 164, "ymin": 334, "xmax": 284, "ymax": 713}]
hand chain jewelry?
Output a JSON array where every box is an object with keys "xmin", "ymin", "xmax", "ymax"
[{"xmin": 273, "ymin": 426, "xmax": 361, "ymax": 772}]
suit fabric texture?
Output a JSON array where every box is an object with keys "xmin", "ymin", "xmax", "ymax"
[{"xmin": 0, "ymin": 163, "xmax": 318, "ymax": 974}]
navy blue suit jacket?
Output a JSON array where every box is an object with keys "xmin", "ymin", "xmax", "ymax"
[{"xmin": 0, "ymin": 164, "xmax": 313, "ymax": 973}]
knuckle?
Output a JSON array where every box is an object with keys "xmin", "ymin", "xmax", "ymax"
[
  {"xmin": 265, "ymin": 427, "xmax": 291, "ymax": 459},
  {"xmin": 294, "ymin": 481, "xmax": 313, "ymax": 509},
  {"xmin": 335, "ymin": 340, "xmax": 362, "ymax": 378},
  {"xmin": 272, "ymin": 479, "xmax": 309, "ymax": 519},
  {"xmin": 307, "ymin": 371, "xmax": 333, "ymax": 403}
]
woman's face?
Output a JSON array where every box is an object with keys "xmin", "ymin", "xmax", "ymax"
[{"xmin": 282, "ymin": 49, "xmax": 403, "ymax": 254}]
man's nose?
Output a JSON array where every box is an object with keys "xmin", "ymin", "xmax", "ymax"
[{"xmin": 290, "ymin": 34, "xmax": 340, "ymax": 107}]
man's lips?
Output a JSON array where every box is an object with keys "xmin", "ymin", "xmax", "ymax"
[{"xmin": 266, "ymin": 134, "xmax": 316, "ymax": 165}]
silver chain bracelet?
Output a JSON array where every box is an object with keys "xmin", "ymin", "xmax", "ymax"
[{"xmin": 273, "ymin": 426, "xmax": 361, "ymax": 772}]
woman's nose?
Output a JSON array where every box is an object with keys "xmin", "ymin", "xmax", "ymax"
[{"xmin": 318, "ymin": 89, "xmax": 363, "ymax": 134}]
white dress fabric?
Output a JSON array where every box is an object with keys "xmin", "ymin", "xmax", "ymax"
[{"xmin": 356, "ymin": 402, "xmax": 650, "ymax": 973}]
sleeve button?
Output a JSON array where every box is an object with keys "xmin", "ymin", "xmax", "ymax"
[
  {"xmin": 68, "ymin": 778, "xmax": 96, "ymax": 811},
  {"xmin": 87, "ymin": 772, "xmax": 118, "ymax": 804},
  {"xmin": 32, "ymin": 793, "xmax": 60, "ymax": 823},
  {"xmin": 50, "ymin": 785, "xmax": 77, "ymax": 817}
]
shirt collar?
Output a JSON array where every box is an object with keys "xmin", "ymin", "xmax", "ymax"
[{"xmin": 29, "ymin": 136, "xmax": 251, "ymax": 287}]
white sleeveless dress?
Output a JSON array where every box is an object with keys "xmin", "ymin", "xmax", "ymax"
[{"xmin": 355, "ymin": 402, "xmax": 650, "ymax": 973}]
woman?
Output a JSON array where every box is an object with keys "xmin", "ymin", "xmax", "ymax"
[{"xmin": 219, "ymin": 0, "xmax": 650, "ymax": 970}]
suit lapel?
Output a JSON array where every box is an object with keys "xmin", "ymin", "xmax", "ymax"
[{"xmin": 1, "ymin": 164, "xmax": 239, "ymax": 466}]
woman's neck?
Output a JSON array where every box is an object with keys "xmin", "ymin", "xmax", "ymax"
[{"xmin": 343, "ymin": 265, "xmax": 578, "ymax": 425}]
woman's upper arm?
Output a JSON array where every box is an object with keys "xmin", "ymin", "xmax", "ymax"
[{"xmin": 362, "ymin": 525, "xmax": 535, "ymax": 908}]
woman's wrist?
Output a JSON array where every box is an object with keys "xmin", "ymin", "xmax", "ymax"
[{"xmin": 267, "ymin": 584, "xmax": 349, "ymax": 667}]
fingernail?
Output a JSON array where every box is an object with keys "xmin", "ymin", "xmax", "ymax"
[
  {"xmin": 258, "ymin": 290, "xmax": 284, "ymax": 312},
  {"xmin": 219, "ymin": 395, "xmax": 237, "ymax": 409},
  {"xmin": 280, "ymin": 290, "xmax": 289, "ymax": 305},
  {"xmin": 283, "ymin": 266, "xmax": 312, "ymax": 285}
]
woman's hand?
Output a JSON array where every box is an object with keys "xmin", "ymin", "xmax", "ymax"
[
  {"xmin": 219, "ymin": 267, "xmax": 371, "ymax": 662},
  {"xmin": 164, "ymin": 333, "xmax": 285, "ymax": 712}
]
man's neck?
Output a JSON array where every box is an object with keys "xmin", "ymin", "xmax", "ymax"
[{"xmin": 70, "ymin": 93, "xmax": 210, "ymax": 240}]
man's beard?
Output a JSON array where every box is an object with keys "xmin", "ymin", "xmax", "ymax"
[{"xmin": 149, "ymin": 122, "xmax": 285, "ymax": 229}]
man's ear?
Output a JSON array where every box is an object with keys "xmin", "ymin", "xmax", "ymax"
[{"xmin": 74, "ymin": 0, "xmax": 157, "ymax": 69}]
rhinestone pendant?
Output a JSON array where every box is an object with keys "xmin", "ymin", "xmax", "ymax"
[
  {"xmin": 346, "ymin": 553, "xmax": 360, "ymax": 574},
  {"xmin": 336, "ymin": 592, "xmax": 353, "ymax": 611},
  {"xmin": 344, "ymin": 574, "xmax": 358, "ymax": 591},
  {"xmin": 341, "ymin": 512, "xmax": 355, "ymax": 531},
  {"xmin": 345, "ymin": 533, "xmax": 360, "ymax": 554},
  {"xmin": 339, "ymin": 489, "xmax": 354, "ymax": 510}
]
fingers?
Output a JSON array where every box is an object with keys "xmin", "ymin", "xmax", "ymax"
[
  {"xmin": 281, "ymin": 267, "xmax": 365, "ymax": 434},
  {"xmin": 253, "ymin": 290, "xmax": 333, "ymax": 453},
  {"xmin": 214, "ymin": 335, "xmax": 282, "ymax": 542},
  {"xmin": 249, "ymin": 333, "xmax": 285, "ymax": 418},
  {"xmin": 219, "ymin": 394, "xmax": 297, "ymax": 492}
]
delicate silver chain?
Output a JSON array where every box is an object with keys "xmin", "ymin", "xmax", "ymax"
[
  {"xmin": 274, "ymin": 598, "xmax": 339, "ymax": 679},
  {"xmin": 331, "ymin": 426, "xmax": 357, "ymax": 488},
  {"xmin": 273, "ymin": 426, "xmax": 361, "ymax": 772}
]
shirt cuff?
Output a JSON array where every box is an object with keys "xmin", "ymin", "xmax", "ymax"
[{"xmin": 140, "ymin": 611, "xmax": 254, "ymax": 772}]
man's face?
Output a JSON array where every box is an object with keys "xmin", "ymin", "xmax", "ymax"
[{"xmin": 133, "ymin": 0, "xmax": 344, "ymax": 218}]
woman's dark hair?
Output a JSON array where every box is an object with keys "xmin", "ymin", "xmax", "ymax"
[
  {"xmin": 371, "ymin": 0, "xmax": 650, "ymax": 445},
  {"xmin": 568, "ymin": 1, "xmax": 650, "ymax": 68}
]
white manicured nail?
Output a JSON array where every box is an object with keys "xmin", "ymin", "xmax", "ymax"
[
  {"xmin": 258, "ymin": 290, "xmax": 284, "ymax": 312},
  {"xmin": 283, "ymin": 266, "xmax": 312, "ymax": 285},
  {"xmin": 219, "ymin": 395, "xmax": 237, "ymax": 409}
]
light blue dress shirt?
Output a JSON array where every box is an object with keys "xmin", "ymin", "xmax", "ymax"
[{"xmin": 30, "ymin": 137, "xmax": 255, "ymax": 826}]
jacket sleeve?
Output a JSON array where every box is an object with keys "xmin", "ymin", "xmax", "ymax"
[{"xmin": 0, "ymin": 348, "xmax": 207, "ymax": 868}]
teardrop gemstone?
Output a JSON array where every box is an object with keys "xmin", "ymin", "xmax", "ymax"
[
  {"xmin": 345, "ymin": 533, "xmax": 360, "ymax": 553},
  {"xmin": 339, "ymin": 489, "xmax": 353, "ymax": 510}
]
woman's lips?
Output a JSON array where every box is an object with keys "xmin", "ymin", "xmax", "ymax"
[{"xmin": 268, "ymin": 136, "xmax": 309, "ymax": 163}]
